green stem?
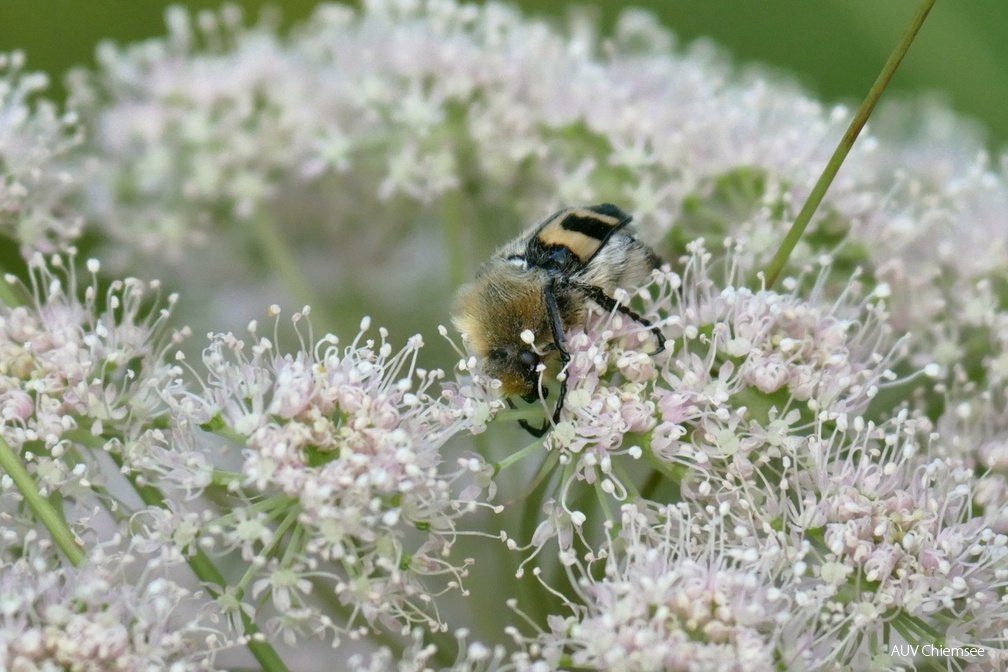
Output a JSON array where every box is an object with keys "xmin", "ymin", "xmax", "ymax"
[
  {"xmin": 593, "ymin": 481, "xmax": 614, "ymax": 526},
  {"xmin": 0, "ymin": 435, "xmax": 86, "ymax": 566},
  {"xmin": 246, "ymin": 212, "xmax": 326, "ymax": 315},
  {"xmin": 641, "ymin": 444, "xmax": 682, "ymax": 482},
  {"xmin": 519, "ymin": 453, "xmax": 558, "ymax": 548},
  {"xmin": 494, "ymin": 437, "xmax": 545, "ymax": 474},
  {"xmin": 213, "ymin": 494, "xmax": 294, "ymax": 528},
  {"xmin": 210, "ymin": 470, "xmax": 244, "ymax": 487},
  {"xmin": 494, "ymin": 407, "xmax": 546, "ymax": 423},
  {"xmin": 441, "ymin": 188, "xmax": 467, "ymax": 289},
  {"xmin": 889, "ymin": 609, "xmax": 943, "ymax": 644},
  {"xmin": 277, "ymin": 513, "xmax": 303, "ymax": 565},
  {"xmin": 200, "ymin": 416, "xmax": 250, "ymax": 447},
  {"xmin": 522, "ymin": 448, "xmax": 560, "ymax": 501},
  {"xmin": 512, "ymin": 449, "xmax": 558, "ymax": 629},
  {"xmin": 111, "ymin": 454, "xmax": 290, "ymax": 672},
  {"xmin": 763, "ymin": 0, "xmax": 937, "ymax": 290}
]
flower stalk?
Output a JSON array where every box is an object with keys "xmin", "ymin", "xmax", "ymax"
[
  {"xmin": 0, "ymin": 434, "xmax": 85, "ymax": 566},
  {"xmin": 110, "ymin": 451, "xmax": 291, "ymax": 672},
  {"xmin": 763, "ymin": 0, "xmax": 938, "ymax": 289},
  {"xmin": 246, "ymin": 211, "xmax": 327, "ymax": 319}
]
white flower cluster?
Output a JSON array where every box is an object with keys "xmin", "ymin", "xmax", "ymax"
[
  {"xmin": 0, "ymin": 252, "xmax": 181, "ymax": 502},
  {"xmin": 1, "ymin": 0, "xmax": 1008, "ymax": 669},
  {"xmin": 0, "ymin": 544, "xmax": 221, "ymax": 672},
  {"xmin": 0, "ymin": 52, "xmax": 85, "ymax": 254},
  {"xmin": 541, "ymin": 503, "xmax": 815, "ymax": 671},
  {"xmin": 164, "ymin": 313, "xmax": 500, "ymax": 641},
  {"xmin": 537, "ymin": 241, "xmax": 899, "ymax": 503},
  {"xmin": 651, "ymin": 243, "xmax": 899, "ymax": 467},
  {"xmin": 64, "ymin": 0, "xmax": 1008, "ymax": 395},
  {"xmin": 513, "ymin": 241, "xmax": 1007, "ymax": 668}
]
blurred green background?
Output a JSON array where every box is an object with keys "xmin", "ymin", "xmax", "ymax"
[{"xmin": 2, "ymin": 0, "xmax": 1006, "ymax": 151}]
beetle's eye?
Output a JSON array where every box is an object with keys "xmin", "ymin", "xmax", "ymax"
[{"xmin": 518, "ymin": 349, "xmax": 538, "ymax": 371}]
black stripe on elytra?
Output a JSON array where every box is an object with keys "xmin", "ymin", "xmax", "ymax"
[
  {"xmin": 559, "ymin": 213, "xmax": 619, "ymax": 241},
  {"xmin": 586, "ymin": 203, "xmax": 630, "ymax": 221}
]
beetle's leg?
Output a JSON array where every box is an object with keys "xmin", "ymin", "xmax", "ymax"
[
  {"xmin": 508, "ymin": 396, "xmax": 550, "ymax": 437},
  {"xmin": 542, "ymin": 280, "xmax": 571, "ymax": 424},
  {"xmin": 573, "ymin": 282, "xmax": 665, "ymax": 353},
  {"xmin": 519, "ymin": 418, "xmax": 549, "ymax": 437}
]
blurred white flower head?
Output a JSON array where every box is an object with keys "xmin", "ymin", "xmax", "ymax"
[{"xmin": 0, "ymin": 0, "xmax": 1007, "ymax": 670}]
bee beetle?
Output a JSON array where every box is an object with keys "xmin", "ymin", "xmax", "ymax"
[{"xmin": 452, "ymin": 203, "xmax": 666, "ymax": 436}]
